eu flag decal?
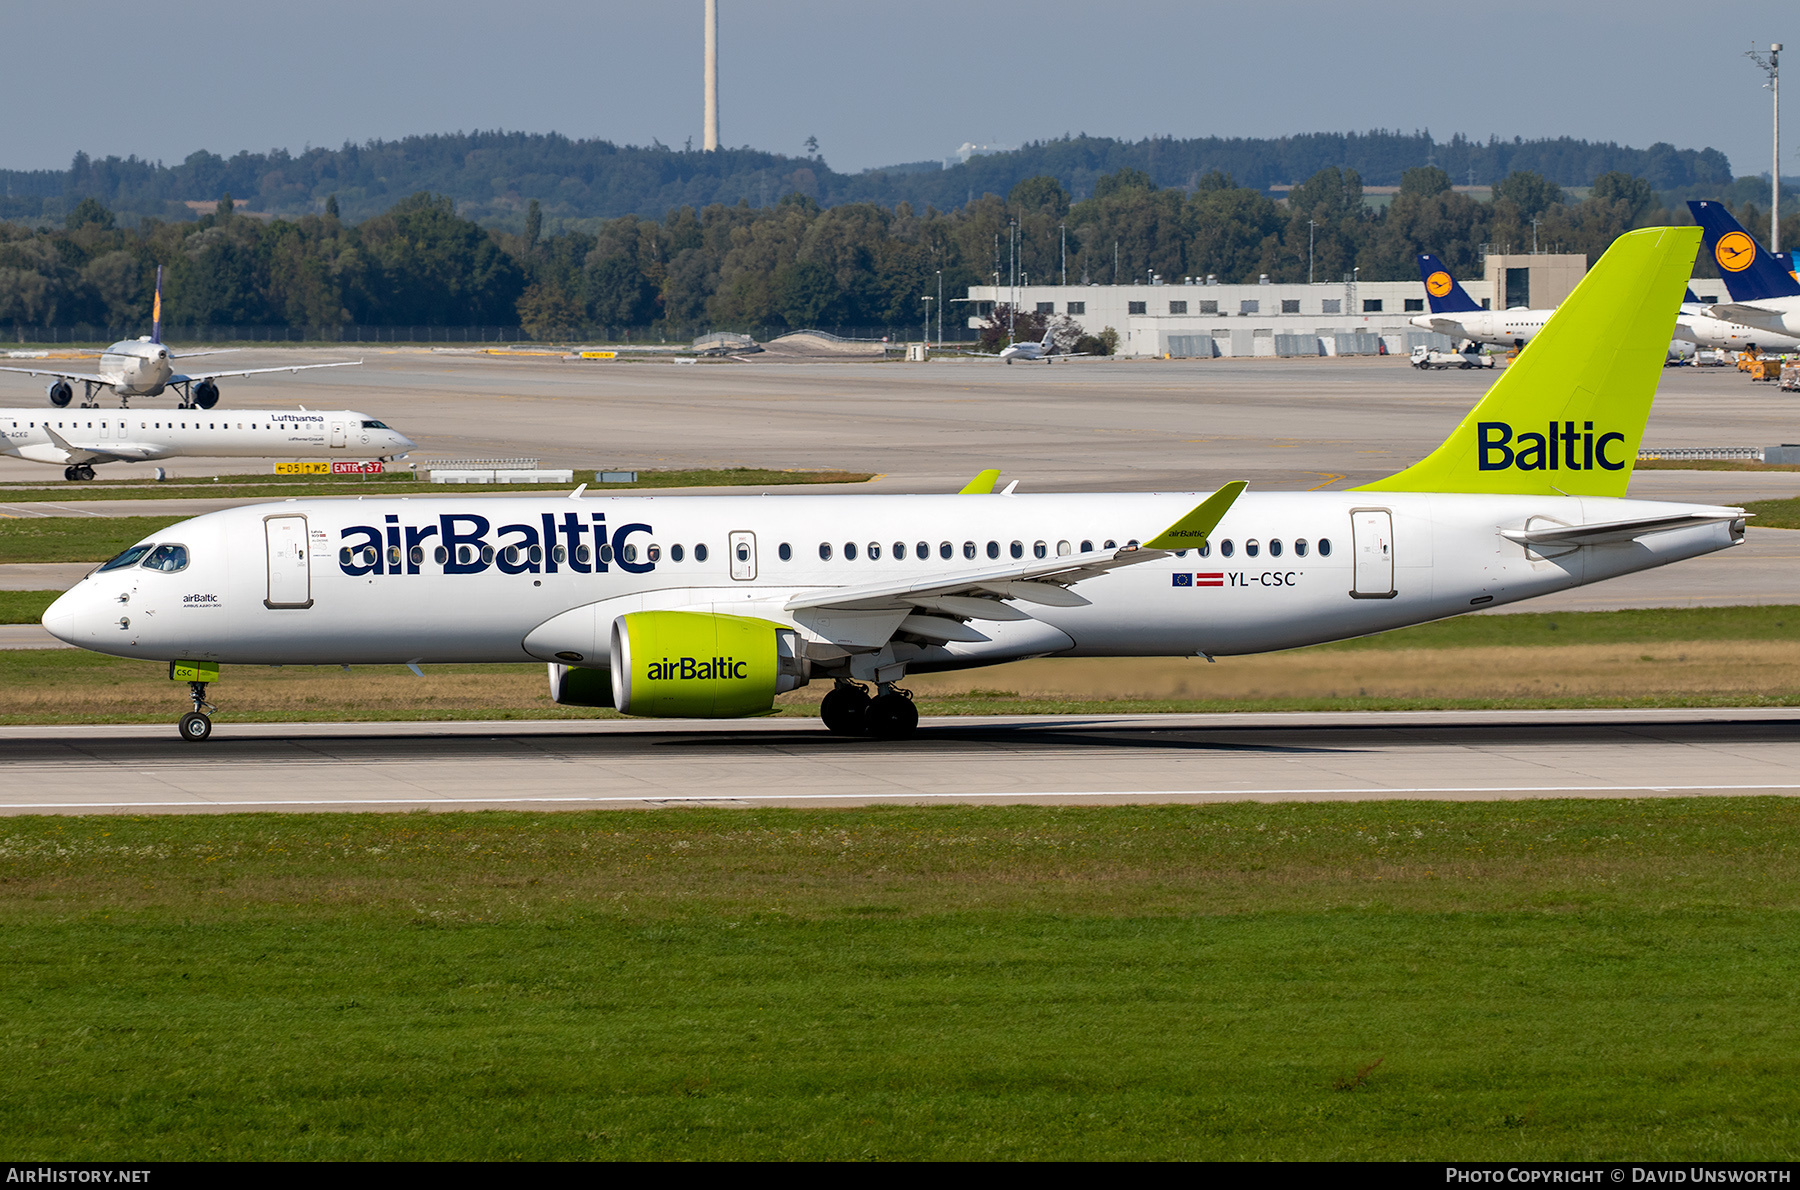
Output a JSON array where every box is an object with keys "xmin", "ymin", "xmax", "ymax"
[{"xmin": 1171, "ymin": 573, "xmax": 1193, "ymax": 587}]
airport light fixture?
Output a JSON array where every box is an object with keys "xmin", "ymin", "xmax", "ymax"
[
  {"xmin": 1748, "ymin": 42, "xmax": 1782, "ymax": 253},
  {"xmin": 922, "ymin": 295, "xmax": 933, "ymax": 350},
  {"xmin": 1308, "ymin": 219, "xmax": 1316, "ymax": 284}
]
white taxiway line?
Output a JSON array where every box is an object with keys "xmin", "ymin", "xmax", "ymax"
[{"xmin": 10, "ymin": 782, "xmax": 1800, "ymax": 810}]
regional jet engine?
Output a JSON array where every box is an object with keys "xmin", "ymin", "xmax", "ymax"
[
  {"xmin": 192, "ymin": 379, "xmax": 220, "ymax": 409},
  {"xmin": 47, "ymin": 380, "xmax": 72, "ymax": 407}
]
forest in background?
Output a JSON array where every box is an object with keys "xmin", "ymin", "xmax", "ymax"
[
  {"xmin": 0, "ymin": 130, "xmax": 1754, "ymax": 231},
  {"xmin": 4, "ymin": 163, "xmax": 1796, "ymax": 342}
]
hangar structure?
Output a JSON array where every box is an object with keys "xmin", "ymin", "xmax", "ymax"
[{"xmin": 963, "ymin": 253, "xmax": 1608, "ymax": 358}]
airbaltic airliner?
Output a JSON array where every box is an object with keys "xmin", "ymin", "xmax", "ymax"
[
  {"xmin": 44, "ymin": 227, "xmax": 1748, "ymax": 741},
  {"xmin": 2, "ymin": 408, "xmax": 414, "ymax": 481}
]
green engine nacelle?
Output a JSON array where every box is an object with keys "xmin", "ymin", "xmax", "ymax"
[{"xmin": 610, "ymin": 611, "xmax": 809, "ymax": 718}]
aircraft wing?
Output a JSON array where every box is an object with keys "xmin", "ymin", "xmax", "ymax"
[
  {"xmin": 169, "ymin": 349, "xmax": 240, "ymax": 360},
  {"xmin": 173, "ymin": 359, "xmax": 362, "ymax": 382},
  {"xmin": 31, "ymin": 423, "xmax": 161, "ymax": 466},
  {"xmin": 1418, "ymin": 317, "xmax": 1468, "ymax": 334},
  {"xmin": 0, "ymin": 365, "xmax": 106, "ymax": 383},
  {"xmin": 784, "ymin": 482, "xmax": 1247, "ymax": 617},
  {"xmin": 1500, "ymin": 510, "xmax": 1744, "ymax": 547}
]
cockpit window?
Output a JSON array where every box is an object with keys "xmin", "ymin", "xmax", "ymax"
[
  {"xmin": 99, "ymin": 544, "xmax": 154, "ymax": 572},
  {"xmin": 141, "ymin": 544, "xmax": 189, "ymax": 573},
  {"xmin": 361, "ymin": 420, "xmax": 389, "ymax": 429}
]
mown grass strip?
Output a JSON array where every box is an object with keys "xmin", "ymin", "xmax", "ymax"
[
  {"xmin": 0, "ymin": 591, "xmax": 57, "ymax": 624},
  {"xmin": 0, "ymin": 468, "xmax": 873, "ymax": 503},
  {"xmin": 1743, "ymin": 497, "xmax": 1800, "ymax": 529},
  {"xmin": 0, "ymin": 516, "xmax": 184, "ymax": 565},
  {"xmin": 0, "ymin": 800, "xmax": 1795, "ymax": 1159}
]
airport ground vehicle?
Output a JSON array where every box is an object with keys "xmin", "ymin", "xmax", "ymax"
[
  {"xmin": 44, "ymin": 228, "xmax": 1747, "ymax": 741},
  {"xmin": 1409, "ymin": 345, "xmax": 1493, "ymax": 370}
]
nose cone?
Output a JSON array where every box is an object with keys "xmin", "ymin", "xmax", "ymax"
[
  {"xmin": 41, "ymin": 587, "xmax": 82, "ymax": 646},
  {"xmin": 393, "ymin": 432, "xmax": 416, "ymax": 451}
]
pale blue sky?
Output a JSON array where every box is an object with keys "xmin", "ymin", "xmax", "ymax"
[{"xmin": 2, "ymin": 1, "xmax": 1789, "ymax": 179}]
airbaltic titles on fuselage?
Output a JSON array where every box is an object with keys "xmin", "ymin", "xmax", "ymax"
[{"xmin": 337, "ymin": 512, "xmax": 654, "ymax": 577}]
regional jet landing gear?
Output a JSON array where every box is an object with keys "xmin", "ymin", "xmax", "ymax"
[
  {"xmin": 178, "ymin": 681, "xmax": 216, "ymax": 742},
  {"xmin": 820, "ymin": 680, "xmax": 918, "ymax": 740},
  {"xmin": 61, "ymin": 465, "xmax": 96, "ymax": 481}
]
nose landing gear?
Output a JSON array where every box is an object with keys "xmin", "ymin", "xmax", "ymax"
[{"xmin": 178, "ymin": 681, "xmax": 216, "ymax": 742}]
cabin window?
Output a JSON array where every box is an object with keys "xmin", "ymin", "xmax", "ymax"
[
  {"xmin": 646, "ymin": 545, "xmax": 661, "ymax": 563},
  {"xmin": 502, "ymin": 545, "xmax": 520, "ymax": 567},
  {"xmin": 893, "ymin": 542, "xmax": 907, "ymax": 560},
  {"xmin": 915, "ymin": 541, "xmax": 928, "ymax": 559},
  {"xmin": 456, "ymin": 545, "xmax": 472, "ymax": 565},
  {"xmin": 844, "ymin": 542, "xmax": 858, "ymax": 560},
  {"xmin": 1008, "ymin": 541, "xmax": 1022, "ymax": 559},
  {"xmin": 387, "ymin": 545, "xmax": 402, "ymax": 568},
  {"xmin": 479, "ymin": 545, "xmax": 494, "ymax": 565},
  {"xmin": 435, "ymin": 546, "xmax": 449, "ymax": 565},
  {"xmin": 598, "ymin": 543, "xmax": 613, "ymax": 564},
  {"xmin": 551, "ymin": 545, "xmax": 566, "ymax": 564},
  {"xmin": 670, "ymin": 544, "xmax": 684, "ymax": 562},
  {"xmin": 1269, "ymin": 539, "xmax": 1283, "ymax": 557},
  {"xmin": 779, "ymin": 542, "xmax": 792, "ymax": 561},
  {"xmin": 1246, "ymin": 540, "xmax": 1260, "ymax": 558},
  {"xmin": 1198, "ymin": 542, "xmax": 1211, "ymax": 557},
  {"xmin": 1318, "ymin": 538, "xmax": 1332, "ymax": 556},
  {"xmin": 1103, "ymin": 539, "xmax": 1117, "ymax": 550},
  {"xmin": 100, "ymin": 544, "xmax": 155, "ymax": 572},
  {"xmin": 941, "ymin": 542, "xmax": 954, "ymax": 560},
  {"xmin": 1220, "ymin": 539, "xmax": 1235, "ymax": 558},
  {"xmin": 962, "ymin": 541, "xmax": 976, "ymax": 559},
  {"xmin": 1294, "ymin": 539, "xmax": 1308, "ymax": 557},
  {"xmin": 694, "ymin": 543, "xmax": 708, "ymax": 562},
  {"xmin": 528, "ymin": 545, "xmax": 542, "ymax": 565},
  {"xmin": 735, "ymin": 543, "xmax": 750, "ymax": 563},
  {"xmin": 819, "ymin": 542, "xmax": 833, "ymax": 560},
  {"xmin": 601, "ymin": 545, "xmax": 615, "ymax": 564},
  {"xmin": 1033, "ymin": 540, "xmax": 1047, "ymax": 559},
  {"xmin": 867, "ymin": 542, "xmax": 881, "ymax": 560},
  {"xmin": 987, "ymin": 541, "xmax": 1000, "ymax": 559},
  {"xmin": 1057, "ymin": 540, "xmax": 1071, "ymax": 556},
  {"xmin": 1080, "ymin": 539, "xmax": 1092, "ymax": 553}
]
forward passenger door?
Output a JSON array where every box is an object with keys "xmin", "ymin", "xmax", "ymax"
[{"xmin": 264, "ymin": 515, "xmax": 313, "ymax": 609}]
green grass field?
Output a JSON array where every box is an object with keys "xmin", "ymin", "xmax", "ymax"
[
  {"xmin": 1, "ymin": 801, "xmax": 1795, "ymax": 1159},
  {"xmin": 0, "ymin": 516, "xmax": 185, "ymax": 565},
  {"xmin": 0, "ymin": 467, "xmax": 872, "ymax": 504},
  {"xmin": 1743, "ymin": 497, "xmax": 1800, "ymax": 529},
  {"xmin": 0, "ymin": 590, "xmax": 57, "ymax": 623}
]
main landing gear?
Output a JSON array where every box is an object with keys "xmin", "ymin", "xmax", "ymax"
[
  {"xmin": 820, "ymin": 680, "xmax": 919, "ymax": 740},
  {"xmin": 178, "ymin": 681, "xmax": 216, "ymax": 742},
  {"xmin": 62, "ymin": 465, "xmax": 96, "ymax": 481}
]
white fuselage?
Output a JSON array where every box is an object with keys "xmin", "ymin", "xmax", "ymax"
[
  {"xmin": 1410, "ymin": 308, "xmax": 1552, "ymax": 348},
  {"xmin": 93, "ymin": 339, "xmax": 179, "ymax": 396},
  {"xmin": 998, "ymin": 342, "xmax": 1047, "ymax": 363},
  {"xmin": 43, "ymin": 489, "xmax": 1743, "ymax": 672},
  {"xmin": 1, "ymin": 408, "xmax": 413, "ymax": 468},
  {"xmin": 1706, "ymin": 295, "xmax": 1800, "ymax": 339},
  {"xmin": 1674, "ymin": 304, "xmax": 1800, "ymax": 351}
]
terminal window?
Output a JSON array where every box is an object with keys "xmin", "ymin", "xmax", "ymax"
[
  {"xmin": 1067, "ymin": 302, "xmax": 1085, "ymax": 315},
  {"xmin": 1036, "ymin": 302, "xmax": 1055, "ymax": 314},
  {"xmin": 1321, "ymin": 299, "xmax": 1341, "ymax": 314},
  {"xmin": 1128, "ymin": 301, "xmax": 1147, "ymax": 315},
  {"xmin": 1362, "ymin": 299, "xmax": 1383, "ymax": 313},
  {"xmin": 1169, "ymin": 301, "xmax": 1188, "ymax": 314},
  {"xmin": 1199, "ymin": 300, "xmax": 1218, "ymax": 314},
  {"xmin": 1280, "ymin": 299, "xmax": 1300, "ymax": 314},
  {"xmin": 1404, "ymin": 298, "xmax": 1424, "ymax": 312},
  {"xmin": 1239, "ymin": 300, "xmax": 1260, "ymax": 315}
]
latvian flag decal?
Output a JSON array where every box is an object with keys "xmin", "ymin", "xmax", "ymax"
[{"xmin": 1173, "ymin": 572, "xmax": 1224, "ymax": 588}]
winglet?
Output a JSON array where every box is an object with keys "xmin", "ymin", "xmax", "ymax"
[
  {"xmin": 569, "ymin": 483, "xmax": 587, "ymax": 498},
  {"xmin": 958, "ymin": 468, "xmax": 1001, "ymax": 494},
  {"xmin": 151, "ymin": 265, "xmax": 163, "ymax": 345},
  {"xmin": 1145, "ymin": 481, "xmax": 1247, "ymax": 550}
]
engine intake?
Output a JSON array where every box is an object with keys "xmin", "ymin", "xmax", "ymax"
[
  {"xmin": 47, "ymin": 380, "xmax": 72, "ymax": 407},
  {"xmin": 610, "ymin": 611, "xmax": 808, "ymax": 717},
  {"xmin": 192, "ymin": 379, "xmax": 220, "ymax": 409}
]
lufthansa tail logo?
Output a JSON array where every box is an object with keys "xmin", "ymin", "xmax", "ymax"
[
  {"xmin": 1426, "ymin": 270, "xmax": 1453, "ymax": 298},
  {"xmin": 1716, "ymin": 231, "xmax": 1758, "ymax": 273}
]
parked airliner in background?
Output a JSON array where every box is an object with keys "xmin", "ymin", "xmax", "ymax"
[
  {"xmin": 1689, "ymin": 200, "xmax": 1800, "ymax": 340},
  {"xmin": 999, "ymin": 325, "xmax": 1056, "ymax": 363},
  {"xmin": 1410, "ymin": 252, "xmax": 1789, "ymax": 355},
  {"xmin": 0, "ymin": 267, "xmax": 360, "ymax": 409},
  {"xmin": 46, "ymin": 228, "xmax": 1747, "ymax": 742},
  {"xmin": 2, "ymin": 407, "xmax": 413, "ymax": 480}
]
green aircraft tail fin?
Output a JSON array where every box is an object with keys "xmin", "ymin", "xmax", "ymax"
[
  {"xmin": 959, "ymin": 468, "xmax": 1001, "ymax": 495},
  {"xmin": 1356, "ymin": 226, "xmax": 1701, "ymax": 498}
]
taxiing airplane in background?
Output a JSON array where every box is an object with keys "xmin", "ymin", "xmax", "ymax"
[
  {"xmin": 44, "ymin": 227, "xmax": 1749, "ymax": 742},
  {"xmin": 0, "ymin": 267, "xmax": 361, "ymax": 409},
  {"xmin": 2, "ymin": 407, "xmax": 413, "ymax": 481},
  {"xmin": 999, "ymin": 325, "xmax": 1057, "ymax": 363}
]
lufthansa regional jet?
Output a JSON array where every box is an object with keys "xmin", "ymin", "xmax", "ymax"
[
  {"xmin": 2, "ymin": 408, "xmax": 414, "ymax": 481},
  {"xmin": 44, "ymin": 227, "xmax": 1748, "ymax": 742},
  {"xmin": 0, "ymin": 268, "xmax": 361, "ymax": 409}
]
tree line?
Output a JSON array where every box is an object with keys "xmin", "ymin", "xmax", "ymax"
[
  {"xmin": 0, "ymin": 130, "xmax": 1744, "ymax": 231},
  {"xmin": 3, "ymin": 168, "xmax": 1793, "ymax": 341}
]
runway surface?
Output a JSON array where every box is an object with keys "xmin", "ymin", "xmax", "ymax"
[{"xmin": 4, "ymin": 708, "xmax": 1797, "ymax": 815}]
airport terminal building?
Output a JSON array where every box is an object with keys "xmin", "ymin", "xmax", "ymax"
[{"xmin": 958, "ymin": 253, "xmax": 1725, "ymax": 358}]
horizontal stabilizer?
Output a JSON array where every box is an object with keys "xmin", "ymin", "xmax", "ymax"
[{"xmin": 1500, "ymin": 511, "xmax": 1744, "ymax": 547}]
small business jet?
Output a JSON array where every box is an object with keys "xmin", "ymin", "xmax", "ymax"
[
  {"xmin": 46, "ymin": 228, "xmax": 1747, "ymax": 742},
  {"xmin": 2, "ymin": 407, "xmax": 413, "ymax": 481},
  {"xmin": 999, "ymin": 325, "xmax": 1056, "ymax": 363},
  {"xmin": 0, "ymin": 268, "xmax": 361, "ymax": 408}
]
